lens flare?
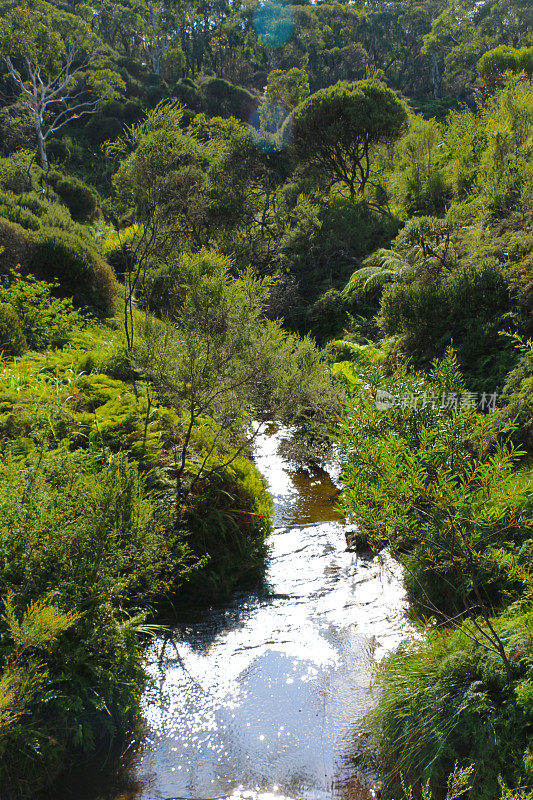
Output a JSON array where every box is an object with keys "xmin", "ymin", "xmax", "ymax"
[{"xmin": 253, "ymin": 1, "xmax": 294, "ymax": 49}]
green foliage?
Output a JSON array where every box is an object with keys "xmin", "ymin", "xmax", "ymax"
[
  {"xmin": 31, "ymin": 227, "xmax": 117, "ymax": 316},
  {"xmin": 422, "ymin": 0, "xmax": 532, "ymax": 96},
  {"xmin": 0, "ymin": 302, "xmax": 26, "ymax": 357},
  {"xmin": 369, "ymin": 610, "xmax": 533, "ymax": 800},
  {"xmin": 0, "ymin": 446, "xmax": 182, "ymax": 795},
  {"xmin": 379, "ymin": 261, "xmax": 518, "ymax": 392},
  {"xmin": 341, "ymin": 349, "xmax": 533, "ymax": 614},
  {"xmin": 138, "ymin": 248, "xmax": 341, "ymax": 476},
  {"xmin": 51, "ymin": 173, "xmax": 100, "ymax": 222},
  {"xmin": 0, "ymin": 594, "xmax": 79, "ymax": 792},
  {"xmin": 290, "ymin": 79, "xmax": 408, "ymax": 199},
  {"xmin": 200, "ymin": 78, "xmax": 256, "ymax": 120},
  {"xmin": 277, "ymin": 196, "xmax": 400, "ymax": 332},
  {"xmin": 266, "ymin": 68, "xmax": 310, "ymax": 110},
  {"xmin": 347, "ymin": 216, "xmax": 457, "ymax": 295},
  {"xmin": 183, "ymin": 455, "xmax": 272, "ymax": 599},
  {"xmin": 499, "ymin": 348, "xmax": 533, "ymax": 451},
  {"xmin": 478, "ymin": 46, "xmax": 533, "ymax": 89},
  {"xmin": 0, "ymin": 270, "xmax": 84, "ymax": 351},
  {"xmin": 341, "ymin": 349, "xmax": 533, "ymax": 796},
  {"xmin": 387, "ymin": 115, "xmax": 450, "ymax": 215}
]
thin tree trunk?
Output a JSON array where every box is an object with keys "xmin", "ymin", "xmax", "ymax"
[{"xmin": 35, "ymin": 119, "xmax": 49, "ymax": 173}]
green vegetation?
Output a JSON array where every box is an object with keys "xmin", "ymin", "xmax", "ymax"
[
  {"xmin": 0, "ymin": 0, "xmax": 532, "ymax": 795},
  {"xmin": 339, "ymin": 348, "xmax": 533, "ymax": 796}
]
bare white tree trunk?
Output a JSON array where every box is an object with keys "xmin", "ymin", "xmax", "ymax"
[
  {"xmin": 3, "ymin": 48, "xmax": 105, "ymax": 172},
  {"xmin": 35, "ymin": 116, "xmax": 49, "ymax": 172},
  {"xmin": 135, "ymin": 2, "xmax": 178, "ymax": 75},
  {"xmin": 431, "ymin": 52, "xmax": 442, "ymax": 98}
]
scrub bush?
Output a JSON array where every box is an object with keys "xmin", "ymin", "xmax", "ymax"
[
  {"xmin": 370, "ymin": 610, "xmax": 533, "ymax": 800},
  {"xmin": 0, "ymin": 447, "xmax": 187, "ymax": 796},
  {"xmin": 379, "ymin": 261, "xmax": 517, "ymax": 392},
  {"xmin": 0, "ymin": 271, "xmax": 83, "ymax": 350},
  {"xmin": 52, "ymin": 174, "xmax": 99, "ymax": 222},
  {"xmin": 31, "ymin": 228, "xmax": 117, "ymax": 316},
  {"xmin": 0, "ymin": 302, "xmax": 26, "ymax": 356}
]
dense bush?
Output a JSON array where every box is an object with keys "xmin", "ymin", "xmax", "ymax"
[
  {"xmin": 380, "ymin": 261, "xmax": 517, "ymax": 392},
  {"xmin": 478, "ymin": 45, "xmax": 533, "ymax": 88},
  {"xmin": 0, "ymin": 151, "xmax": 35, "ymax": 194},
  {"xmin": 183, "ymin": 455, "xmax": 272, "ymax": 600},
  {"xmin": 341, "ymin": 349, "xmax": 533, "ymax": 614},
  {"xmin": 30, "ymin": 228, "xmax": 117, "ymax": 317},
  {"xmin": 0, "ymin": 271, "xmax": 83, "ymax": 350},
  {"xmin": 52, "ymin": 174, "xmax": 99, "ymax": 222},
  {"xmin": 0, "ymin": 448, "xmax": 184, "ymax": 797},
  {"xmin": 200, "ymin": 77, "xmax": 257, "ymax": 120},
  {"xmin": 0, "ymin": 218, "xmax": 31, "ymax": 272},
  {"xmin": 84, "ymin": 114, "xmax": 124, "ymax": 145},
  {"xmin": 499, "ymin": 349, "xmax": 533, "ymax": 451},
  {"xmin": 370, "ymin": 610, "xmax": 533, "ymax": 800},
  {"xmin": 277, "ymin": 197, "xmax": 399, "ymax": 331},
  {"xmin": 0, "ymin": 302, "xmax": 26, "ymax": 356},
  {"xmin": 174, "ymin": 77, "xmax": 202, "ymax": 111},
  {"xmin": 0, "ymin": 328, "xmax": 275, "ymax": 600}
]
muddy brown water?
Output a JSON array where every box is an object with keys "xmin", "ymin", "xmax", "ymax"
[{"xmin": 47, "ymin": 427, "xmax": 410, "ymax": 800}]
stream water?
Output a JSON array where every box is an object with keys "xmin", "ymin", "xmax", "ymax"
[{"xmin": 49, "ymin": 427, "xmax": 410, "ymax": 800}]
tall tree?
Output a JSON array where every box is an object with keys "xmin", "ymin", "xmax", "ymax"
[
  {"xmin": 133, "ymin": 0, "xmax": 180, "ymax": 74},
  {"xmin": 423, "ymin": 0, "xmax": 533, "ymax": 97}
]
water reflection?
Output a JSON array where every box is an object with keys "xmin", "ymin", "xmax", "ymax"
[{"xmin": 43, "ymin": 428, "xmax": 409, "ymax": 800}]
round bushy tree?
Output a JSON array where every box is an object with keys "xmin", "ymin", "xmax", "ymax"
[{"xmin": 290, "ymin": 78, "xmax": 407, "ymax": 199}]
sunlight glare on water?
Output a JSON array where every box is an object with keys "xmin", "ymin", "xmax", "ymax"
[{"xmin": 46, "ymin": 426, "xmax": 410, "ymax": 800}]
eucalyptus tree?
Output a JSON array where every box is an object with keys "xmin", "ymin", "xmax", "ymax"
[
  {"xmin": 132, "ymin": 0, "xmax": 180, "ymax": 74},
  {"xmin": 0, "ymin": 0, "xmax": 124, "ymax": 172},
  {"xmin": 423, "ymin": 0, "xmax": 533, "ymax": 96}
]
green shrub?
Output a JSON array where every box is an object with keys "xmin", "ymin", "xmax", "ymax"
[
  {"xmin": 278, "ymin": 197, "xmax": 399, "ymax": 331},
  {"xmin": 53, "ymin": 175, "xmax": 99, "ymax": 222},
  {"xmin": 200, "ymin": 77, "xmax": 257, "ymax": 120},
  {"xmin": 0, "ymin": 191, "xmax": 40, "ymax": 230},
  {"xmin": 30, "ymin": 228, "xmax": 117, "ymax": 316},
  {"xmin": 0, "ymin": 596, "xmax": 79, "ymax": 799},
  {"xmin": 305, "ymin": 287, "xmax": 379, "ymax": 345},
  {"xmin": 0, "ymin": 151, "xmax": 34, "ymax": 194},
  {"xmin": 0, "ymin": 302, "xmax": 26, "ymax": 356},
  {"xmin": 380, "ymin": 261, "xmax": 517, "ymax": 392},
  {"xmin": 404, "ymin": 166, "xmax": 449, "ymax": 216},
  {"xmin": 0, "ymin": 218, "xmax": 31, "ymax": 273},
  {"xmin": 46, "ymin": 137, "xmax": 70, "ymax": 163},
  {"xmin": 84, "ymin": 115, "xmax": 124, "ymax": 145},
  {"xmin": 0, "ymin": 447, "xmax": 184, "ymax": 794},
  {"xmin": 499, "ymin": 350, "xmax": 533, "ymax": 451},
  {"xmin": 123, "ymin": 100, "xmax": 144, "ymax": 124},
  {"xmin": 174, "ymin": 78, "xmax": 202, "ymax": 111},
  {"xmin": 0, "ymin": 271, "xmax": 84, "ymax": 350},
  {"xmin": 183, "ymin": 454, "xmax": 272, "ymax": 600},
  {"xmin": 369, "ymin": 610, "xmax": 533, "ymax": 800},
  {"xmin": 478, "ymin": 45, "xmax": 533, "ymax": 89}
]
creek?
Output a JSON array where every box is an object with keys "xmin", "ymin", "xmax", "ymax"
[{"xmin": 51, "ymin": 426, "xmax": 410, "ymax": 800}]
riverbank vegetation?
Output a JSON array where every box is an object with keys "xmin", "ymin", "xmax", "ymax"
[{"xmin": 0, "ymin": 0, "xmax": 532, "ymax": 795}]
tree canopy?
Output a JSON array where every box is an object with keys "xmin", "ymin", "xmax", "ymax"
[
  {"xmin": 290, "ymin": 78, "xmax": 408, "ymax": 199},
  {"xmin": 0, "ymin": 0, "xmax": 123, "ymax": 169}
]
